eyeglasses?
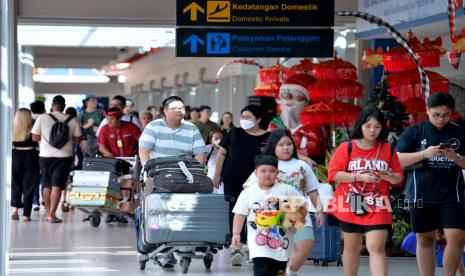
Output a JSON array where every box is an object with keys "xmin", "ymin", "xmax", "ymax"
[
  {"xmin": 280, "ymin": 91, "xmax": 307, "ymax": 102},
  {"xmin": 431, "ymin": 113, "xmax": 451, "ymax": 120},
  {"xmin": 166, "ymin": 106, "xmax": 185, "ymax": 112}
]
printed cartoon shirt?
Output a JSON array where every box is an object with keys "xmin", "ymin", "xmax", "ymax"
[
  {"xmin": 397, "ymin": 121, "xmax": 465, "ymax": 204},
  {"xmin": 232, "ymin": 184, "xmax": 301, "ymax": 262},
  {"xmin": 245, "ymin": 158, "xmax": 320, "ymax": 227},
  {"xmin": 327, "ymin": 141, "xmax": 403, "ymax": 226}
]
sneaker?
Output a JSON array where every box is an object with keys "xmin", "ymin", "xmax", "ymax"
[
  {"xmin": 230, "ymin": 249, "xmax": 244, "ymax": 266},
  {"xmin": 157, "ymin": 253, "xmax": 177, "ymax": 268},
  {"xmin": 242, "ymin": 246, "xmax": 253, "ymax": 263},
  {"xmin": 32, "ymin": 205, "xmax": 40, "ymax": 212}
]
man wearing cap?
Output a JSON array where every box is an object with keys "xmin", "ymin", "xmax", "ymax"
[
  {"xmin": 268, "ymin": 74, "xmax": 326, "ymax": 162},
  {"xmin": 98, "ymin": 107, "xmax": 141, "ymax": 157},
  {"xmin": 32, "ymin": 95, "xmax": 81, "ymax": 223},
  {"xmin": 97, "ymin": 95, "xmax": 142, "ymax": 135},
  {"xmin": 78, "ymin": 94, "xmax": 104, "ymax": 156}
]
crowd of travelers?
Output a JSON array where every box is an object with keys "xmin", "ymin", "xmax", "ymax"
[{"xmin": 10, "ymin": 91, "xmax": 465, "ymax": 276}]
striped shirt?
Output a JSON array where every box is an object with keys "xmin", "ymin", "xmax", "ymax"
[{"xmin": 139, "ymin": 118, "xmax": 206, "ymax": 159}]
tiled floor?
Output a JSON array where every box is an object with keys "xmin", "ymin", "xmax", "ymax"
[{"xmin": 7, "ymin": 208, "xmax": 426, "ymax": 275}]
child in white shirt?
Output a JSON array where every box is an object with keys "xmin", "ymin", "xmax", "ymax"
[
  {"xmin": 232, "ymin": 154, "xmax": 302, "ymax": 276},
  {"xmin": 243, "ymin": 129, "xmax": 324, "ymax": 275}
]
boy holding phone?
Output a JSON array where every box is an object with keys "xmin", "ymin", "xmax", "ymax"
[{"xmin": 397, "ymin": 93, "xmax": 465, "ymax": 276}]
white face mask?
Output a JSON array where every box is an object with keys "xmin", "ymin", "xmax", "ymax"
[
  {"xmin": 213, "ymin": 139, "xmax": 221, "ymax": 146},
  {"xmin": 240, "ymin": 119, "xmax": 255, "ymax": 130}
]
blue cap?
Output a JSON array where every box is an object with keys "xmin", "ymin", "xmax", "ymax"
[{"xmin": 85, "ymin": 94, "xmax": 98, "ymax": 101}]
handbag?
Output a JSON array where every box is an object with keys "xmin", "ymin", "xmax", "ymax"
[{"xmin": 345, "ymin": 143, "xmax": 382, "ymax": 216}]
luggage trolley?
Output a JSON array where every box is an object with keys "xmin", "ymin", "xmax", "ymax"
[
  {"xmin": 69, "ymin": 156, "xmax": 141, "ymax": 227},
  {"xmin": 135, "ymin": 157, "xmax": 231, "ymax": 273}
]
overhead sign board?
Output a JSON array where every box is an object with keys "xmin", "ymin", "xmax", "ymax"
[
  {"xmin": 177, "ymin": 0, "xmax": 334, "ymax": 27},
  {"xmin": 176, "ymin": 28, "xmax": 334, "ymax": 57}
]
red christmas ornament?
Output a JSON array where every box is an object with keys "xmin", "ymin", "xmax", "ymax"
[
  {"xmin": 309, "ymin": 79, "xmax": 363, "ymax": 101},
  {"xmin": 313, "ymin": 58, "xmax": 358, "ymax": 80},
  {"xmin": 403, "ymin": 97, "xmax": 427, "ymax": 114},
  {"xmin": 383, "ymin": 33, "xmax": 441, "ymax": 72},
  {"xmin": 283, "ymin": 59, "xmax": 316, "ymax": 79},
  {"xmin": 386, "ymin": 70, "xmax": 449, "ymax": 101},
  {"xmin": 258, "ymin": 64, "xmax": 285, "ymax": 84},
  {"xmin": 300, "ymin": 100, "xmax": 362, "ymax": 127},
  {"xmin": 253, "ymin": 83, "xmax": 280, "ymax": 98}
]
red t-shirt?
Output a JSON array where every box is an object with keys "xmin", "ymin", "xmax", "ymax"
[
  {"xmin": 327, "ymin": 141, "xmax": 403, "ymax": 226},
  {"xmin": 98, "ymin": 121, "xmax": 141, "ymax": 157}
]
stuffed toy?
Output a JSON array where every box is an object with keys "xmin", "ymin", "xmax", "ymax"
[{"xmin": 279, "ymin": 195, "xmax": 307, "ymax": 231}]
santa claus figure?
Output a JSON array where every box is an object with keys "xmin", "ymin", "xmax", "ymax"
[{"xmin": 268, "ymin": 74, "xmax": 327, "ymax": 160}]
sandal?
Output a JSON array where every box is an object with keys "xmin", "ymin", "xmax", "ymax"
[
  {"xmin": 46, "ymin": 217, "xmax": 62, "ymax": 224},
  {"xmin": 23, "ymin": 217, "xmax": 31, "ymax": 222},
  {"xmin": 11, "ymin": 213, "xmax": 19, "ymax": 221}
]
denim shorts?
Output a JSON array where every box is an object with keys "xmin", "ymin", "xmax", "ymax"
[{"xmin": 293, "ymin": 226, "xmax": 314, "ymax": 243}]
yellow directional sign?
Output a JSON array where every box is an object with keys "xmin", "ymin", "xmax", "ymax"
[
  {"xmin": 207, "ymin": 0, "xmax": 230, "ymax": 22},
  {"xmin": 183, "ymin": 2, "xmax": 205, "ymax": 22}
]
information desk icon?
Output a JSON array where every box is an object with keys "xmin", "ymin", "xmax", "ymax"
[{"xmin": 206, "ymin": 32, "xmax": 230, "ymax": 54}]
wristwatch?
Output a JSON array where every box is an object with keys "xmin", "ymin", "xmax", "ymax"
[{"xmin": 455, "ymin": 153, "xmax": 463, "ymax": 162}]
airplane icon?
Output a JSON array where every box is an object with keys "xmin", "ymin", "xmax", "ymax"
[
  {"xmin": 207, "ymin": 1, "xmax": 230, "ymax": 22},
  {"xmin": 209, "ymin": 4, "xmax": 228, "ymax": 16}
]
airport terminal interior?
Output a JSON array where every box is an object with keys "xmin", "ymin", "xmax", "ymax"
[{"xmin": 2, "ymin": 0, "xmax": 465, "ymax": 275}]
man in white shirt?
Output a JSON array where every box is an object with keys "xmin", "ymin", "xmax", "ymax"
[{"xmin": 32, "ymin": 95, "xmax": 81, "ymax": 223}]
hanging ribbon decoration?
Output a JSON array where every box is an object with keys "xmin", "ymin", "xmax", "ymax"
[
  {"xmin": 215, "ymin": 59, "xmax": 263, "ymax": 84},
  {"xmin": 335, "ymin": 11, "xmax": 431, "ymax": 103},
  {"xmin": 447, "ymin": 0, "xmax": 463, "ymax": 69}
]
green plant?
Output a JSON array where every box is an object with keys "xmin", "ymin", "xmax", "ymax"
[
  {"xmin": 315, "ymin": 150, "xmax": 332, "ymax": 184},
  {"xmin": 369, "ymin": 79, "xmax": 409, "ymax": 133},
  {"xmin": 391, "ymin": 215, "xmax": 412, "ymax": 247},
  {"xmin": 370, "ymin": 79, "xmax": 412, "ymax": 251}
]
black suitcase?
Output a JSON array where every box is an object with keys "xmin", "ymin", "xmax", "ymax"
[
  {"xmin": 83, "ymin": 157, "xmax": 131, "ymax": 175},
  {"xmin": 144, "ymin": 156, "xmax": 213, "ymax": 194}
]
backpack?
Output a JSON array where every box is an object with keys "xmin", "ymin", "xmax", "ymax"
[{"xmin": 47, "ymin": 114, "xmax": 73, "ymax": 149}]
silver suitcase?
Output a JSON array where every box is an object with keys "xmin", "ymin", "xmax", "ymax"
[
  {"xmin": 143, "ymin": 193, "xmax": 230, "ymax": 245},
  {"xmin": 72, "ymin": 170, "xmax": 121, "ymax": 191}
]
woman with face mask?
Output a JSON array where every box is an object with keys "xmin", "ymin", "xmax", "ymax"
[{"xmin": 213, "ymin": 104, "xmax": 271, "ymax": 266}]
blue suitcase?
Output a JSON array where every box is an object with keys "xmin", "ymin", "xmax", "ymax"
[{"xmin": 308, "ymin": 213, "xmax": 343, "ymax": 267}]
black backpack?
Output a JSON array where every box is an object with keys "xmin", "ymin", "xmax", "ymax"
[{"xmin": 47, "ymin": 114, "xmax": 73, "ymax": 149}]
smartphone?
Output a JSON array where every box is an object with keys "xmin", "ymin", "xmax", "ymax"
[{"xmin": 439, "ymin": 143, "xmax": 451, "ymax": 149}]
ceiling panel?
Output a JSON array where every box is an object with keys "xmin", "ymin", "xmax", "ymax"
[{"xmin": 18, "ymin": 0, "xmax": 358, "ymax": 27}]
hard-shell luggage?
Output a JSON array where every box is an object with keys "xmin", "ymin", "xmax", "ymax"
[
  {"xmin": 83, "ymin": 157, "xmax": 131, "ymax": 175},
  {"xmin": 72, "ymin": 170, "xmax": 121, "ymax": 191},
  {"xmin": 69, "ymin": 186, "xmax": 121, "ymax": 209},
  {"xmin": 139, "ymin": 193, "xmax": 230, "ymax": 247},
  {"xmin": 144, "ymin": 157, "xmax": 213, "ymax": 193},
  {"xmin": 135, "ymin": 207, "xmax": 156, "ymax": 254},
  {"xmin": 308, "ymin": 213, "xmax": 343, "ymax": 267}
]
